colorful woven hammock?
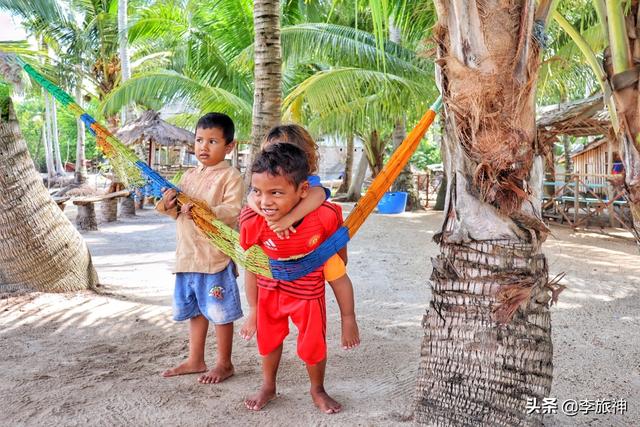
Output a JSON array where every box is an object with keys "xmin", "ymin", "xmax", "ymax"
[{"xmin": 15, "ymin": 55, "xmax": 441, "ymax": 281}]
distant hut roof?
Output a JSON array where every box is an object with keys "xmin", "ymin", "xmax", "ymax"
[
  {"xmin": 569, "ymin": 137, "xmax": 608, "ymax": 159},
  {"xmin": 537, "ymin": 94, "xmax": 610, "ymax": 144},
  {"xmin": 116, "ymin": 110, "xmax": 195, "ymax": 149}
]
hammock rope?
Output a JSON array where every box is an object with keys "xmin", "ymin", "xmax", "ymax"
[{"xmin": 14, "ymin": 55, "xmax": 441, "ymax": 281}]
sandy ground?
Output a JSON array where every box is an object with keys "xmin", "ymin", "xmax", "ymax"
[{"xmin": 1, "ymin": 204, "xmax": 638, "ymax": 426}]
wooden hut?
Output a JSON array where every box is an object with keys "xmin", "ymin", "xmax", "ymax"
[
  {"xmin": 536, "ymin": 95, "xmax": 633, "ymax": 230},
  {"xmin": 115, "ymin": 110, "xmax": 196, "ymax": 170},
  {"xmin": 537, "ymin": 94, "xmax": 615, "ymax": 189},
  {"xmin": 570, "ymin": 137, "xmax": 620, "ymax": 189}
]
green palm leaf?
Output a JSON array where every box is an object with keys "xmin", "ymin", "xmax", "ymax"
[{"xmin": 101, "ymin": 69, "xmax": 252, "ymax": 120}]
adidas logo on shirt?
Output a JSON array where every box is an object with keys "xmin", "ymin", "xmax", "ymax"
[{"xmin": 264, "ymin": 239, "xmax": 277, "ymax": 250}]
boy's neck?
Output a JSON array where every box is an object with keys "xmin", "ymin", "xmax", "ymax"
[{"xmin": 198, "ymin": 159, "xmax": 227, "ymax": 170}]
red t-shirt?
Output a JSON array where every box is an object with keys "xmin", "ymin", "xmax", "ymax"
[{"xmin": 239, "ymin": 202, "xmax": 343, "ymax": 299}]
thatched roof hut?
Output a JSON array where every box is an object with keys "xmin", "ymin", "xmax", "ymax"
[
  {"xmin": 537, "ymin": 94, "xmax": 610, "ymax": 145},
  {"xmin": 116, "ymin": 111, "xmax": 195, "ymax": 167},
  {"xmin": 537, "ymin": 95, "xmax": 618, "ymax": 188}
]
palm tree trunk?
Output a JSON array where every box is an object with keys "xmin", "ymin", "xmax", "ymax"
[
  {"xmin": 43, "ymin": 93, "xmax": 55, "ymax": 180},
  {"xmin": 118, "ymin": 0, "xmax": 131, "ymax": 126},
  {"xmin": 602, "ymin": 2, "xmax": 640, "ymax": 245},
  {"xmin": 364, "ymin": 129, "xmax": 385, "ymax": 177},
  {"xmin": 415, "ymin": 2, "xmax": 556, "ymax": 425},
  {"xmin": 50, "ymin": 95, "xmax": 65, "ymax": 175},
  {"xmin": 391, "ymin": 118, "xmax": 421, "ymax": 210},
  {"xmin": 433, "ymin": 174, "xmax": 446, "ymax": 210},
  {"xmin": 248, "ymin": 0, "xmax": 282, "ymax": 182},
  {"xmin": 42, "ymin": 117, "xmax": 56, "ymax": 183},
  {"xmin": 346, "ymin": 147, "xmax": 369, "ymax": 202},
  {"xmin": 388, "ymin": 17, "xmax": 420, "ymax": 210},
  {"xmin": 74, "ymin": 83, "xmax": 88, "ymax": 185},
  {"xmin": 0, "ymin": 97, "xmax": 98, "ymax": 292},
  {"xmin": 336, "ymin": 134, "xmax": 354, "ymax": 194},
  {"xmin": 116, "ymin": 4, "xmax": 135, "ymax": 215}
]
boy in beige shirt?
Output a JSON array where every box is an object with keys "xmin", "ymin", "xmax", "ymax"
[{"xmin": 157, "ymin": 113, "xmax": 243, "ymax": 384}]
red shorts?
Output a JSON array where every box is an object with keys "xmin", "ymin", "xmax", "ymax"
[{"xmin": 256, "ymin": 287, "xmax": 326, "ymax": 365}]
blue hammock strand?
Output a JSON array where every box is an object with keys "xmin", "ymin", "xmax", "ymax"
[
  {"xmin": 269, "ymin": 226, "xmax": 351, "ymax": 281},
  {"xmin": 80, "ymin": 113, "xmax": 96, "ymax": 134},
  {"xmin": 135, "ymin": 160, "xmax": 179, "ymax": 197}
]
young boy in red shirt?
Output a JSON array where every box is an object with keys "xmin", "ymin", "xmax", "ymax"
[{"xmin": 239, "ymin": 143, "xmax": 348, "ymax": 414}]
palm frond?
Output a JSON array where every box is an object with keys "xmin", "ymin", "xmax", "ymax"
[
  {"xmin": 101, "ymin": 69, "xmax": 252, "ymax": 119},
  {"xmin": 237, "ymin": 23, "xmax": 430, "ymax": 79}
]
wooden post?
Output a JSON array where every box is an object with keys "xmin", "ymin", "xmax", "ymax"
[
  {"xmin": 573, "ymin": 175, "xmax": 579, "ymax": 225},
  {"xmin": 76, "ymin": 203, "xmax": 98, "ymax": 231},
  {"xmin": 606, "ymin": 135, "xmax": 617, "ymax": 227},
  {"xmin": 425, "ymin": 173, "xmax": 430, "ymax": 208},
  {"xmin": 100, "ymin": 198, "xmax": 118, "ymax": 222}
]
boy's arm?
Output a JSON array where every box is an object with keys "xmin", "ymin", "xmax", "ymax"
[
  {"xmin": 210, "ymin": 173, "xmax": 244, "ymax": 226},
  {"xmin": 240, "ymin": 270, "xmax": 258, "ymax": 340},
  {"xmin": 246, "ymin": 189, "xmax": 260, "ymax": 214},
  {"xmin": 244, "ymin": 271, "xmax": 258, "ymax": 310},
  {"xmin": 267, "ymin": 186, "xmax": 326, "ymax": 234}
]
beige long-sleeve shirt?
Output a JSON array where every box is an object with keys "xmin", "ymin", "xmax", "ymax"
[{"xmin": 156, "ymin": 160, "xmax": 244, "ymax": 274}]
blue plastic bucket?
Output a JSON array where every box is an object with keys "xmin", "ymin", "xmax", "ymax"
[{"xmin": 377, "ymin": 191, "xmax": 408, "ymax": 214}]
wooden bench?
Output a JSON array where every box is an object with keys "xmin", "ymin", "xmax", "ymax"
[
  {"xmin": 52, "ymin": 196, "xmax": 70, "ymax": 211},
  {"xmin": 72, "ymin": 190, "xmax": 131, "ymax": 231}
]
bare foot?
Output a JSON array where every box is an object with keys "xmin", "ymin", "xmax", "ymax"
[
  {"xmin": 240, "ymin": 311, "xmax": 257, "ymax": 341},
  {"xmin": 198, "ymin": 363, "xmax": 234, "ymax": 384},
  {"xmin": 341, "ymin": 314, "xmax": 360, "ymax": 350},
  {"xmin": 244, "ymin": 385, "xmax": 276, "ymax": 411},
  {"xmin": 161, "ymin": 359, "xmax": 207, "ymax": 377},
  {"xmin": 311, "ymin": 386, "xmax": 342, "ymax": 414}
]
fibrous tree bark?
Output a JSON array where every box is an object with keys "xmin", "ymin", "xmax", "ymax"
[
  {"xmin": 247, "ymin": 0, "xmax": 282, "ymax": 183},
  {"xmin": 363, "ymin": 129, "xmax": 385, "ymax": 177},
  {"xmin": 602, "ymin": 1, "xmax": 640, "ymax": 246},
  {"xmin": 415, "ymin": 2, "xmax": 561, "ymax": 425},
  {"xmin": 0, "ymin": 96, "xmax": 98, "ymax": 292}
]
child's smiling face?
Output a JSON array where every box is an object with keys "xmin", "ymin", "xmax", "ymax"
[
  {"xmin": 194, "ymin": 126, "xmax": 234, "ymax": 167},
  {"xmin": 250, "ymin": 171, "xmax": 309, "ymax": 221}
]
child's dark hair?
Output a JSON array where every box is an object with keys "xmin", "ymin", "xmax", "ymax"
[
  {"xmin": 251, "ymin": 143, "xmax": 309, "ymax": 186},
  {"xmin": 196, "ymin": 112, "xmax": 234, "ymax": 144},
  {"xmin": 264, "ymin": 124, "xmax": 319, "ymax": 173}
]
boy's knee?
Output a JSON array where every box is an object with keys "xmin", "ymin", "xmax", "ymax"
[{"xmin": 324, "ymin": 254, "xmax": 346, "ymax": 282}]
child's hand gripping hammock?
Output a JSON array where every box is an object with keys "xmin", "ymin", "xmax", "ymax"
[{"xmin": 15, "ymin": 55, "xmax": 441, "ymax": 281}]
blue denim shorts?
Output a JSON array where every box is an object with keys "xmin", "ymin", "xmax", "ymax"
[{"xmin": 173, "ymin": 262, "xmax": 243, "ymax": 325}]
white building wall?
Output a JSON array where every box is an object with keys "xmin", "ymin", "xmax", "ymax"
[{"xmin": 316, "ymin": 135, "xmax": 366, "ymax": 180}]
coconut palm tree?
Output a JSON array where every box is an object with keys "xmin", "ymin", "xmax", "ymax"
[
  {"xmin": 368, "ymin": 0, "xmax": 562, "ymax": 424},
  {"xmin": 101, "ymin": 0, "xmax": 254, "ymax": 135},
  {"xmin": 0, "ymin": 92, "xmax": 98, "ymax": 292},
  {"xmin": 0, "ymin": 0, "xmax": 129, "ymax": 183},
  {"xmin": 250, "ymin": 0, "xmax": 282, "ymax": 155}
]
